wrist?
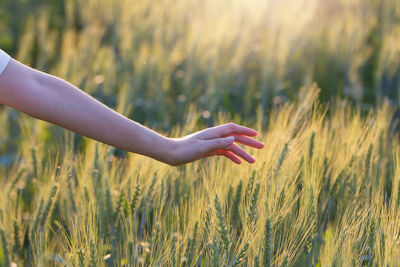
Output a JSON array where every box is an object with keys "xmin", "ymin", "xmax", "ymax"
[
  {"xmin": 162, "ymin": 137, "xmax": 180, "ymax": 166},
  {"xmin": 148, "ymin": 135, "xmax": 179, "ymax": 166}
]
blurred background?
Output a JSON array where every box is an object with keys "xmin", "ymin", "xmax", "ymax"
[
  {"xmin": 0, "ymin": 0, "xmax": 399, "ymax": 154},
  {"xmin": 1, "ymin": 1, "xmax": 400, "ymax": 265}
]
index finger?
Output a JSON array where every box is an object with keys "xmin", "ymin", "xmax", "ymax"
[
  {"xmin": 206, "ymin": 123, "xmax": 258, "ymax": 138},
  {"xmin": 231, "ymin": 134, "xmax": 264, "ymax": 148}
]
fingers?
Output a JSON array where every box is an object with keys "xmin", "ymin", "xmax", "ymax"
[
  {"xmin": 197, "ymin": 126, "xmax": 263, "ymax": 164},
  {"xmin": 201, "ymin": 136, "xmax": 235, "ymax": 154},
  {"xmin": 230, "ymin": 134, "xmax": 264, "ymax": 149},
  {"xmin": 228, "ymin": 143, "xmax": 256, "ymax": 163},
  {"xmin": 203, "ymin": 123, "xmax": 258, "ymax": 139},
  {"xmin": 202, "ymin": 143, "xmax": 256, "ymax": 164},
  {"xmin": 215, "ymin": 149, "xmax": 242, "ymax": 164}
]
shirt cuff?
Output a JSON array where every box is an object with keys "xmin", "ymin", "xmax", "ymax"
[{"xmin": 0, "ymin": 49, "xmax": 11, "ymax": 76}]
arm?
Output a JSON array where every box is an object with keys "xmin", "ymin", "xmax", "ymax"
[{"xmin": 0, "ymin": 59, "xmax": 264, "ymax": 166}]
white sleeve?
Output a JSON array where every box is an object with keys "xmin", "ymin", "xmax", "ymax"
[{"xmin": 0, "ymin": 49, "xmax": 11, "ymax": 76}]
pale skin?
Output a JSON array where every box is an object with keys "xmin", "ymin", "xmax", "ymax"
[{"xmin": 0, "ymin": 58, "xmax": 264, "ymax": 166}]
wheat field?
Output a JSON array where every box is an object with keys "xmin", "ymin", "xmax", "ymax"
[
  {"xmin": 1, "ymin": 0, "xmax": 400, "ymax": 266},
  {"xmin": 1, "ymin": 87, "xmax": 400, "ymax": 266}
]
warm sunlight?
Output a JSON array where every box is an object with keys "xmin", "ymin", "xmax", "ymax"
[{"xmin": 0, "ymin": 0, "xmax": 399, "ymax": 265}]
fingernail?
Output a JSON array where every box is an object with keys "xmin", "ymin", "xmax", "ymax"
[{"xmin": 225, "ymin": 136, "xmax": 235, "ymax": 143}]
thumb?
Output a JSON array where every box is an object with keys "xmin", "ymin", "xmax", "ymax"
[{"xmin": 201, "ymin": 136, "xmax": 235, "ymax": 153}]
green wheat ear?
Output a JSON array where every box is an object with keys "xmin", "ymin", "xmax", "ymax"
[
  {"xmin": 13, "ymin": 219, "xmax": 21, "ymax": 255},
  {"xmin": 248, "ymin": 183, "xmax": 260, "ymax": 227},
  {"xmin": 0, "ymin": 228, "xmax": 10, "ymax": 267},
  {"xmin": 83, "ymin": 186, "xmax": 90, "ymax": 203},
  {"xmin": 67, "ymin": 175, "xmax": 76, "ymax": 213},
  {"xmin": 187, "ymin": 221, "xmax": 199, "ymax": 266},
  {"xmin": 127, "ymin": 240, "xmax": 134, "ymax": 265},
  {"xmin": 309, "ymin": 131, "xmax": 315, "ymax": 161},
  {"xmin": 39, "ymin": 185, "xmax": 59, "ymax": 227},
  {"xmin": 31, "ymin": 148, "xmax": 38, "ymax": 178},
  {"xmin": 7, "ymin": 168, "xmax": 25, "ymax": 197},
  {"xmin": 227, "ymin": 184, "xmax": 234, "ymax": 208},
  {"xmin": 263, "ymin": 218, "xmax": 272, "ymax": 267},
  {"xmin": 246, "ymin": 171, "xmax": 256, "ymax": 202},
  {"xmin": 202, "ymin": 207, "xmax": 212, "ymax": 247},
  {"xmin": 364, "ymin": 144, "xmax": 373, "ymax": 184},
  {"xmin": 214, "ymin": 195, "xmax": 230, "ymax": 252},
  {"xmin": 368, "ymin": 218, "xmax": 375, "ymax": 266},
  {"xmin": 89, "ymin": 238, "xmax": 96, "ymax": 267},
  {"xmin": 254, "ymin": 255, "xmax": 260, "ymax": 267},
  {"xmin": 130, "ymin": 184, "xmax": 141, "ymax": 213},
  {"xmin": 115, "ymin": 190, "xmax": 125, "ymax": 220},
  {"xmin": 159, "ymin": 178, "xmax": 165, "ymax": 212},
  {"xmin": 275, "ymin": 142, "xmax": 289, "ymax": 177},
  {"xmin": 30, "ymin": 198, "xmax": 44, "ymax": 240},
  {"xmin": 231, "ymin": 180, "xmax": 243, "ymax": 228},
  {"xmin": 233, "ymin": 241, "xmax": 249, "ymax": 266},
  {"xmin": 212, "ymin": 237, "xmax": 221, "ymax": 267}
]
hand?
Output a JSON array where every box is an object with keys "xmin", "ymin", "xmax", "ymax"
[{"xmin": 167, "ymin": 123, "xmax": 264, "ymax": 166}]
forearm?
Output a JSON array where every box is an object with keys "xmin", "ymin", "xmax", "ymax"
[
  {"xmin": 0, "ymin": 60, "xmax": 173, "ymax": 163},
  {"xmin": 0, "ymin": 58, "xmax": 264, "ymax": 166}
]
